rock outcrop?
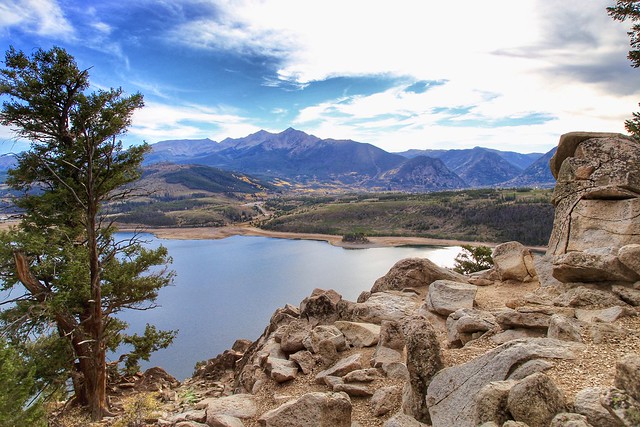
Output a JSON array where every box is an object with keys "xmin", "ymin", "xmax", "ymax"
[
  {"xmin": 547, "ymin": 132, "xmax": 640, "ymax": 284},
  {"xmin": 144, "ymin": 131, "xmax": 640, "ymax": 427}
]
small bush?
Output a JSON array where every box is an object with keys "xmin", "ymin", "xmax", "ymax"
[
  {"xmin": 113, "ymin": 393, "xmax": 160, "ymax": 427},
  {"xmin": 453, "ymin": 245, "xmax": 494, "ymax": 274}
]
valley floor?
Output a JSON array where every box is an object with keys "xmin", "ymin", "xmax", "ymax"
[{"xmin": 131, "ymin": 224, "xmax": 506, "ymax": 249}]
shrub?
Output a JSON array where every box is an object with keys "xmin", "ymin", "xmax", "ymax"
[{"xmin": 453, "ymin": 245, "xmax": 494, "ymax": 274}]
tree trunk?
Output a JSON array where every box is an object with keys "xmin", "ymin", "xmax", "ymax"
[{"xmin": 86, "ymin": 149, "xmax": 107, "ymax": 421}]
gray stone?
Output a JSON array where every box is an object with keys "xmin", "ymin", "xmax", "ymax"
[
  {"xmin": 371, "ymin": 346, "xmax": 403, "ymax": 370},
  {"xmin": 474, "ymin": 380, "xmax": 516, "ymax": 426},
  {"xmin": 426, "ymin": 339, "xmax": 583, "ymax": 427},
  {"xmin": 289, "ymin": 350, "xmax": 316, "ymax": 375},
  {"xmin": 333, "ymin": 383, "xmax": 373, "ymax": 397},
  {"xmin": 334, "ymin": 321, "xmax": 380, "ymax": 347},
  {"xmin": 553, "ymin": 252, "xmax": 640, "ymax": 283},
  {"xmin": 447, "ymin": 308, "xmax": 498, "ymax": 347},
  {"xmin": 507, "ymin": 372, "xmax": 567, "ymax": 427},
  {"xmin": 508, "ymin": 359, "xmax": 555, "ymax": 381},
  {"xmin": 174, "ymin": 422, "xmax": 208, "ymax": 427},
  {"xmin": 616, "ymin": 353, "xmax": 640, "ymax": 402},
  {"xmin": 575, "ymin": 306, "xmax": 634, "ymax": 323},
  {"xmin": 382, "ymin": 413, "xmax": 428, "ymax": 427},
  {"xmin": 315, "ymin": 353, "xmax": 363, "ymax": 384},
  {"xmin": 490, "ymin": 328, "xmax": 546, "ymax": 345},
  {"xmin": 425, "ymin": 280, "xmax": 478, "ymax": 316},
  {"xmin": 299, "ymin": 288, "xmax": 343, "ymax": 325},
  {"xmin": 548, "ymin": 314, "xmax": 583, "ymax": 343},
  {"xmin": 303, "ymin": 325, "xmax": 347, "ymax": 353},
  {"xmin": 618, "ymin": 244, "xmax": 640, "ymax": 276},
  {"xmin": 553, "ymin": 287, "xmax": 625, "ymax": 308},
  {"xmin": 349, "ymin": 291, "xmax": 422, "ymax": 324},
  {"xmin": 322, "ymin": 375, "xmax": 343, "ymax": 389},
  {"xmin": 494, "ymin": 308, "xmax": 551, "ymax": 330},
  {"xmin": 316, "ymin": 338, "xmax": 339, "ymax": 366},
  {"xmin": 258, "ymin": 392, "xmax": 352, "ymax": 427},
  {"xmin": 574, "ymin": 387, "xmax": 622, "ymax": 427},
  {"xmin": 200, "ymin": 394, "xmax": 257, "ymax": 424},
  {"xmin": 550, "ymin": 413, "xmax": 593, "ymax": 427},
  {"xmin": 493, "ymin": 241, "xmax": 537, "ymax": 282},
  {"xmin": 207, "ymin": 414, "xmax": 246, "ymax": 427},
  {"xmin": 371, "ymin": 257, "xmax": 467, "ymax": 293},
  {"xmin": 378, "ymin": 320, "xmax": 405, "ymax": 351},
  {"xmin": 343, "ymin": 368, "xmax": 379, "ymax": 383},
  {"xmin": 600, "ymin": 388, "xmax": 640, "ymax": 427},
  {"xmin": 382, "ymin": 361, "xmax": 410, "ymax": 381},
  {"xmin": 612, "ymin": 284, "xmax": 640, "ymax": 306},
  {"xmin": 402, "ymin": 314, "xmax": 443, "ymax": 424},
  {"xmin": 167, "ymin": 409, "xmax": 207, "ymax": 424},
  {"xmin": 265, "ymin": 357, "xmax": 298, "ymax": 383},
  {"xmin": 371, "ymin": 386, "xmax": 401, "ymax": 417}
]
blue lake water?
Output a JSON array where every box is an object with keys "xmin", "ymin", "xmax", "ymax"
[{"xmin": 115, "ymin": 233, "xmax": 461, "ymax": 380}]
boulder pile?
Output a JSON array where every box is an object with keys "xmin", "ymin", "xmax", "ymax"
[{"xmin": 148, "ymin": 132, "xmax": 640, "ymax": 427}]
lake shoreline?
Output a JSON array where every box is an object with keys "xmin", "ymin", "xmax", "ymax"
[{"xmin": 119, "ymin": 224, "xmax": 509, "ymax": 249}]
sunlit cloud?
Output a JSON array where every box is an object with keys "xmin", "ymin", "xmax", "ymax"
[
  {"xmin": 0, "ymin": 0, "xmax": 74, "ymax": 38},
  {"xmin": 129, "ymin": 101, "xmax": 262, "ymax": 143}
]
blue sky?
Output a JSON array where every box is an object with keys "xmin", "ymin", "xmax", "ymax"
[{"xmin": 0, "ymin": 0, "xmax": 638, "ymax": 154}]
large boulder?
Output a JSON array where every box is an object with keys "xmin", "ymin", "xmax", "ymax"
[
  {"xmin": 615, "ymin": 353, "xmax": 640, "ymax": 402},
  {"xmin": 425, "ymin": 280, "xmax": 478, "ymax": 316},
  {"xmin": 299, "ymin": 288, "xmax": 344, "ymax": 325},
  {"xmin": 402, "ymin": 314, "xmax": 443, "ymax": 424},
  {"xmin": 600, "ymin": 388, "xmax": 640, "ymax": 427},
  {"xmin": 547, "ymin": 132, "xmax": 640, "ymax": 257},
  {"xmin": 278, "ymin": 319, "xmax": 311, "ymax": 353},
  {"xmin": 492, "ymin": 241, "xmax": 537, "ymax": 282},
  {"xmin": 334, "ymin": 321, "xmax": 380, "ymax": 347},
  {"xmin": 426, "ymin": 338, "xmax": 584, "ymax": 427},
  {"xmin": 258, "ymin": 391, "xmax": 352, "ymax": 427},
  {"xmin": 371, "ymin": 257, "xmax": 467, "ymax": 293},
  {"xmin": 506, "ymin": 372, "xmax": 567, "ymax": 427},
  {"xmin": 474, "ymin": 380, "xmax": 517, "ymax": 426},
  {"xmin": 348, "ymin": 291, "xmax": 422, "ymax": 324},
  {"xmin": 573, "ymin": 387, "xmax": 622, "ymax": 427},
  {"xmin": 198, "ymin": 394, "xmax": 257, "ymax": 425},
  {"xmin": 552, "ymin": 251, "xmax": 640, "ymax": 284}
]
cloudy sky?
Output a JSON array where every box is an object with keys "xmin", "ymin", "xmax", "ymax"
[{"xmin": 0, "ymin": 0, "xmax": 638, "ymax": 154}]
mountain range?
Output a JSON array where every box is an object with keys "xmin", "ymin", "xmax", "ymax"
[{"xmin": 146, "ymin": 128, "xmax": 557, "ymax": 191}]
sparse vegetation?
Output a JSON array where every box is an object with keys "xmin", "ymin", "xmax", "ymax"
[{"xmin": 453, "ymin": 245, "xmax": 494, "ymax": 274}]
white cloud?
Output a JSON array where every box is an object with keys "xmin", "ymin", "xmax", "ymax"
[
  {"xmin": 129, "ymin": 101, "xmax": 261, "ymax": 143},
  {"xmin": 170, "ymin": 0, "xmax": 639, "ymax": 152},
  {"xmin": 0, "ymin": 0, "xmax": 74, "ymax": 38}
]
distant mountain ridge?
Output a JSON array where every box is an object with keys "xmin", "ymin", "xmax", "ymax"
[{"xmin": 146, "ymin": 128, "xmax": 557, "ymax": 190}]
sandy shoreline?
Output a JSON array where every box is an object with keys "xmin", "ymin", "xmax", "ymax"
[
  {"xmin": 118, "ymin": 224, "xmax": 501, "ymax": 249},
  {"xmin": 1, "ymin": 220, "xmax": 545, "ymax": 250}
]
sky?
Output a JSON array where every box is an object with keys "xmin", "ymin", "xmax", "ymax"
[{"xmin": 0, "ymin": 0, "xmax": 639, "ymax": 155}]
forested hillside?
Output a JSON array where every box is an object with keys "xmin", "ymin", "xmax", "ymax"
[{"xmin": 258, "ymin": 189, "xmax": 554, "ymax": 246}]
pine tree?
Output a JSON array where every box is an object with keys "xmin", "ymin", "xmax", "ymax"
[
  {"xmin": 0, "ymin": 46, "xmax": 175, "ymax": 420},
  {"xmin": 608, "ymin": 1, "xmax": 640, "ymax": 139},
  {"xmin": 0, "ymin": 338, "xmax": 46, "ymax": 427}
]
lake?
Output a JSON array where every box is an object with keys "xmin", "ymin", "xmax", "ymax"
[{"xmin": 116, "ymin": 233, "xmax": 461, "ymax": 380}]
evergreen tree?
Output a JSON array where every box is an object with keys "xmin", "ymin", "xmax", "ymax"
[
  {"xmin": 0, "ymin": 46, "xmax": 175, "ymax": 420},
  {"xmin": 0, "ymin": 338, "xmax": 46, "ymax": 427},
  {"xmin": 608, "ymin": 1, "xmax": 640, "ymax": 139},
  {"xmin": 453, "ymin": 245, "xmax": 494, "ymax": 274}
]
